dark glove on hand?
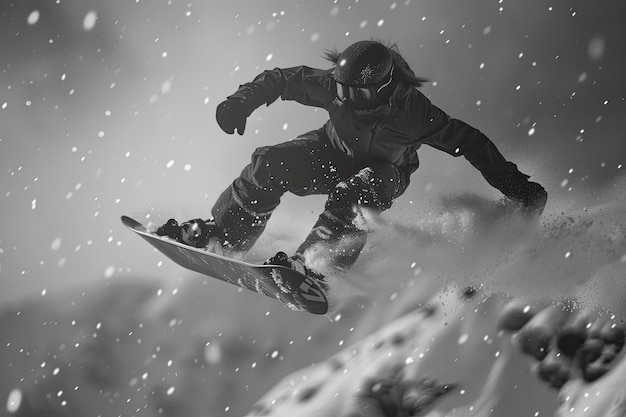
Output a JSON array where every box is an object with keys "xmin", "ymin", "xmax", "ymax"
[
  {"xmin": 504, "ymin": 180, "xmax": 548, "ymax": 216},
  {"xmin": 216, "ymin": 98, "xmax": 252, "ymax": 135}
]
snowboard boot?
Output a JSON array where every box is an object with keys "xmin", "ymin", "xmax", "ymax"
[
  {"xmin": 264, "ymin": 251, "xmax": 328, "ymax": 292},
  {"xmin": 156, "ymin": 218, "xmax": 223, "ymax": 249}
]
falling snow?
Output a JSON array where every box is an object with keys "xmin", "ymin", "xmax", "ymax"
[
  {"xmin": 161, "ymin": 80, "xmax": 172, "ymax": 94},
  {"xmin": 6, "ymin": 389, "xmax": 22, "ymax": 413},
  {"xmin": 51, "ymin": 238, "xmax": 62, "ymax": 251},
  {"xmin": 27, "ymin": 10, "xmax": 40, "ymax": 25}
]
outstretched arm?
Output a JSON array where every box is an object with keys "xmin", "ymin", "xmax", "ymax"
[
  {"xmin": 422, "ymin": 105, "xmax": 547, "ymax": 215},
  {"xmin": 230, "ymin": 66, "xmax": 334, "ymax": 107},
  {"xmin": 216, "ymin": 66, "xmax": 334, "ymax": 135}
]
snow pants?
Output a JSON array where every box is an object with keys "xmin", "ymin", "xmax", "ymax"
[{"xmin": 211, "ymin": 128, "xmax": 410, "ymax": 268}]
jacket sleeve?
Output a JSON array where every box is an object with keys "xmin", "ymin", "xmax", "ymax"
[
  {"xmin": 420, "ymin": 104, "xmax": 529, "ymax": 192},
  {"xmin": 227, "ymin": 66, "xmax": 334, "ymax": 110}
]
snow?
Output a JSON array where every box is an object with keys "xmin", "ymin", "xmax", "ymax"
[
  {"xmin": 51, "ymin": 238, "xmax": 62, "ymax": 251},
  {"xmin": 103, "ymin": 265, "xmax": 115, "ymax": 278},
  {"xmin": 27, "ymin": 11, "xmax": 40, "ymax": 25},
  {"xmin": 6, "ymin": 389, "xmax": 22, "ymax": 413},
  {"xmin": 160, "ymin": 80, "xmax": 172, "ymax": 94},
  {"xmin": 83, "ymin": 11, "xmax": 98, "ymax": 31}
]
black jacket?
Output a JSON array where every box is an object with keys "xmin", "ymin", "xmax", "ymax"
[{"xmin": 229, "ymin": 65, "xmax": 529, "ymax": 192}]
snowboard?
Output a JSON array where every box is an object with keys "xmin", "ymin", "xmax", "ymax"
[{"xmin": 121, "ymin": 216, "xmax": 328, "ymax": 315}]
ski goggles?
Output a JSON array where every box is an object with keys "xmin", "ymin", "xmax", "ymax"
[{"xmin": 335, "ymin": 66, "xmax": 394, "ymax": 109}]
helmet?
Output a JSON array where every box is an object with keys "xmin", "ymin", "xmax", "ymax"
[{"xmin": 333, "ymin": 41, "xmax": 395, "ymax": 109}]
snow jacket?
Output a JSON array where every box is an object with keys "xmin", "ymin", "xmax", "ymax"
[{"xmin": 228, "ymin": 65, "xmax": 529, "ymax": 193}]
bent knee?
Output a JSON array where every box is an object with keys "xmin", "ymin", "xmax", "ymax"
[{"xmin": 329, "ymin": 165, "xmax": 408, "ymax": 210}]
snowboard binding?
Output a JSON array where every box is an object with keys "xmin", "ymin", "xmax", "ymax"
[
  {"xmin": 264, "ymin": 251, "xmax": 328, "ymax": 292},
  {"xmin": 156, "ymin": 218, "xmax": 219, "ymax": 248}
]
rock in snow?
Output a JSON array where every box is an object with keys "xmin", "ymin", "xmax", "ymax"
[{"xmin": 247, "ymin": 290, "xmax": 625, "ymax": 417}]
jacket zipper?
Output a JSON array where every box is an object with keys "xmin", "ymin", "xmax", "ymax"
[
  {"xmin": 366, "ymin": 121, "xmax": 380, "ymax": 157},
  {"xmin": 380, "ymin": 125, "xmax": 408, "ymax": 136}
]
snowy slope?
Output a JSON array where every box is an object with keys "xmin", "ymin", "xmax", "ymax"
[
  {"xmin": 243, "ymin": 183, "xmax": 626, "ymax": 416},
  {"xmin": 247, "ymin": 295, "xmax": 626, "ymax": 417}
]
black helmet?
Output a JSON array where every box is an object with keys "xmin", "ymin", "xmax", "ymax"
[{"xmin": 333, "ymin": 41, "xmax": 395, "ymax": 109}]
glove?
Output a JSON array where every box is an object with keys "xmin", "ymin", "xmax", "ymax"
[
  {"xmin": 504, "ymin": 180, "xmax": 548, "ymax": 216},
  {"xmin": 216, "ymin": 98, "xmax": 252, "ymax": 135},
  {"xmin": 492, "ymin": 163, "xmax": 548, "ymax": 216}
]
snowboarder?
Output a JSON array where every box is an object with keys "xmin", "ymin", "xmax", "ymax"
[{"xmin": 157, "ymin": 39, "xmax": 547, "ymax": 284}]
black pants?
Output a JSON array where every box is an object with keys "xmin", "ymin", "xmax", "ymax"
[{"xmin": 212, "ymin": 128, "xmax": 410, "ymax": 267}]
